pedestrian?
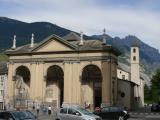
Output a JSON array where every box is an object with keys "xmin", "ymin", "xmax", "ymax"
[
  {"xmin": 4, "ymin": 105, "xmax": 6, "ymax": 111},
  {"xmin": 33, "ymin": 105, "xmax": 35, "ymax": 110},
  {"xmin": 43, "ymin": 105, "xmax": 47, "ymax": 115},
  {"xmin": 48, "ymin": 105, "xmax": 52, "ymax": 115},
  {"xmin": 36, "ymin": 104, "xmax": 40, "ymax": 116}
]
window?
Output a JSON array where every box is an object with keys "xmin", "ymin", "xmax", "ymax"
[
  {"xmin": 0, "ymin": 90, "xmax": 4, "ymax": 96},
  {"xmin": 0, "ymin": 80, "xmax": 3, "ymax": 86},
  {"xmin": 101, "ymin": 107, "xmax": 110, "ymax": 112},
  {"xmin": 133, "ymin": 56, "xmax": 136, "ymax": 61},
  {"xmin": 60, "ymin": 108, "xmax": 67, "ymax": 114},
  {"xmin": 109, "ymin": 107, "xmax": 119, "ymax": 112},
  {"xmin": 68, "ymin": 108, "xmax": 80, "ymax": 116},
  {"xmin": 122, "ymin": 75, "xmax": 125, "ymax": 80},
  {"xmin": 121, "ymin": 92, "xmax": 125, "ymax": 98},
  {"xmin": 1, "ymin": 76, "xmax": 4, "ymax": 81},
  {"xmin": 133, "ymin": 48, "xmax": 136, "ymax": 53}
]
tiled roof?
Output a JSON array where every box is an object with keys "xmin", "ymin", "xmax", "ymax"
[
  {"xmin": 63, "ymin": 32, "xmax": 80, "ymax": 41},
  {"xmin": 5, "ymin": 32, "xmax": 121, "ymax": 56},
  {"xmin": 5, "ymin": 43, "xmax": 38, "ymax": 54}
]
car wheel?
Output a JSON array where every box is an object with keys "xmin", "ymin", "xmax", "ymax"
[{"xmin": 118, "ymin": 116, "xmax": 124, "ymax": 120}]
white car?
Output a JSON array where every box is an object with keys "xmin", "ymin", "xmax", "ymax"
[{"xmin": 55, "ymin": 106, "xmax": 102, "ymax": 120}]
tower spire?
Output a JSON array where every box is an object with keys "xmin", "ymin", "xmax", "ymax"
[
  {"xmin": 79, "ymin": 31, "xmax": 84, "ymax": 46},
  {"xmin": 102, "ymin": 28, "xmax": 106, "ymax": 45},
  {"xmin": 30, "ymin": 33, "xmax": 34, "ymax": 48},
  {"xmin": 12, "ymin": 35, "xmax": 16, "ymax": 49}
]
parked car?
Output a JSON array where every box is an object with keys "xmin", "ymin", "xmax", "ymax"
[
  {"xmin": 55, "ymin": 105, "xmax": 102, "ymax": 120},
  {"xmin": 151, "ymin": 103, "xmax": 160, "ymax": 112},
  {"xmin": 93, "ymin": 106, "xmax": 130, "ymax": 120},
  {"xmin": 0, "ymin": 110, "xmax": 37, "ymax": 120}
]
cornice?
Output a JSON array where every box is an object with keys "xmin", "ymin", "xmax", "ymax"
[{"xmin": 9, "ymin": 56, "xmax": 118, "ymax": 64}]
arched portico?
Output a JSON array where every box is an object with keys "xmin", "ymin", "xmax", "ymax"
[
  {"xmin": 14, "ymin": 65, "xmax": 31, "ymax": 108},
  {"xmin": 81, "ymin": 64, "xmax": 102, "ymax": 109},
  {"xmin": 45, "ymin": 65, "xmax": 64, "ymax": 108}
]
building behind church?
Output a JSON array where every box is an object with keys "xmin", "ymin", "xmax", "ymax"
[{"xmin": 0, "ymin": 62, "xmax": 7, "ymax": 110}]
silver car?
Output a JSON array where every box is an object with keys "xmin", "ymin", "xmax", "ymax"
[{"xmin": 55, "ymin": 106, "xmax": 102, "ymax": 120}]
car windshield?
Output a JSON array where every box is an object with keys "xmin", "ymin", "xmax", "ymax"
[
  {"xmin": 12, "ymin": 111, "xmax": 26, "ymax": 120},
  {"xmin": 12, "ymin": 111, "xmax": 34, "ymax": 120},
  {"xmin": 23, "ymin": 111, "xmax": 35, "ymax": 119},
  {"xmin": 110, "ymin": 107, "xmax": 121, "ymax": 111},
  {"xmin": 76, "ymin": 107, "xmax": 94, "ymax": 115}
]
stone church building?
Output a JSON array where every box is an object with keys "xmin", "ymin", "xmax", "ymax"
[
  {"xmin": 5, "ymin": 31, "xmax": 121, "ymax": 109},
  {"xmin": 5, "ymin": 31, "xmax": 143, "ymax": 110}
]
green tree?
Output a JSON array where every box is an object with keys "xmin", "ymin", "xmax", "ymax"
[
  {"xmin": 144, "ymin": 84, "xmax": 152, "ymax": 103},
  {"xmin": 0, "ymin": 53, "xmax": 8, "ymax": 61},
  {"xmin": 151, "ymin": 68, "xmax": 160, "ymax": 102}
]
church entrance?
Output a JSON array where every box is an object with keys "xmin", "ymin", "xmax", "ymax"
[
  {"xmin": 15, "ymin": 66, "xmax": 31, "ymax": 108},
  {"xmin": 81, "ymin": 65, "xmax": 102, "ymax": 109},
  {"xmin": 46, "ymin": 65, "xmax": 64, "ymax": 108}
]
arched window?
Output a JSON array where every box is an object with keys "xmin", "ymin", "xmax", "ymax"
[
  {"xmin": 121, "ymin": 92, "xmax": 125, "ymax": 98},
  {"xmin": 133, "ymin": 48, "xmax": 136, "ymax": 53},
  {"xmin": 133, "ymin": 56, "xmax": 136, "ymax": 61}
]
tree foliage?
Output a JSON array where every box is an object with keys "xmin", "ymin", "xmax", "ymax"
[
  {"xmin": 144, "ymin": 84, "xmax": 152, "ymax": 102},
  {"xmin": 0, "ymin": 53, "xmax": 8, "ymax": 61},
  {"xmin": 151, "ymin": 68, "xmax": 160, "ymax": 102}
]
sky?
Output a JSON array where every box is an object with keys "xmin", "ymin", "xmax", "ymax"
[{"xmin": 0, "ymin": 0, "xmax": 160, "ymax": 50}]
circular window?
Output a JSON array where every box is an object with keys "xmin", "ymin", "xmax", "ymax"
[{"xmin": 121, "ymin": 92, "xmax": 125, "ymax": 98}]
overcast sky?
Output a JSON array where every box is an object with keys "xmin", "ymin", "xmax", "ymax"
[{"xmin": 0, "ymin": 0, "xmax": 160, "ymax": 50}]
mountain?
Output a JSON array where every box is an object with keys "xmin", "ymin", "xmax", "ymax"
[
  {"xmin": 0, "ymin": 17, "xmax": 73, "ymax": 51},
  {"xmin": 0, "ymin": 17, "xmax": 160, "ymax": 75},
  {"xmin": 92, "ymin": 34, "xmax": 160, "ymax": 75}
]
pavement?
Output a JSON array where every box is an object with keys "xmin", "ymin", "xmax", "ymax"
[
  {"xmin": 128, "ymin": 111, "xmax": 160, "ymax": 120},
  {"xmin": 34, "ymin": 111, "xmax": 160, "ymax": 120}
]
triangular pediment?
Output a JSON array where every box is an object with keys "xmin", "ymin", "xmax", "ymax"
[{"xmin": 32, "ymin": 34, "xmax": 77, "ymax": 52}]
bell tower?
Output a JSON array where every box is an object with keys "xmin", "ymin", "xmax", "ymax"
[
  {"xmin": 130, "ymin": 41, "xmax": 140, "ymax": 85},
  {"xmin": 130, "ymin": 40, "xmax": 144, "ymax": 107}
]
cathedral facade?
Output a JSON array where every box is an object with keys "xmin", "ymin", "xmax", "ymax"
[{"xmin": 5, "ymin": 32, "xmax": 120, "ymax": 109}]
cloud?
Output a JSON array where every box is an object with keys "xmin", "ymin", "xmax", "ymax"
[{"xmin": 0, "ymin": 0, "xmax": 160, "ymax": 50}]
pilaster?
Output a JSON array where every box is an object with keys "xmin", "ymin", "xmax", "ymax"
[
  {"xmin": 7, "ymin": 63, "xmax": 14, "ymax": 103},
  {"xmin": 101, "ymin": 61, "xmax": 111, "ymax": 106},
  {"xmin": 30, "ymin": 62, "xmax": 36, "ymax": 100}
]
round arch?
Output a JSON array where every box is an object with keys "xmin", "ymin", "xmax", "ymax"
[
  {"xmin": 15, "ymin": 65, "xmax": 31, "ymax": 87},
  {"xmin": 15, "ymin": 65, "xmax": 31, "ymax": 108},
  {"xmin": 46, "ymin": 65, "xmax": 64, "ymax": 107},
  {"xmin": 81, "ymin": 64, "xmax": 102, "ymax": 108}
]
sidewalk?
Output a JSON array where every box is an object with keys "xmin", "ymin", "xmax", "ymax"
[{"xmin": 31, "ymin": 109, "xmax": 58, "ymax": 120}]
